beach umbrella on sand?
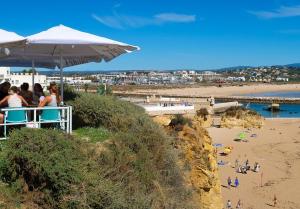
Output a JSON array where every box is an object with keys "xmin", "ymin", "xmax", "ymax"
[
  {"xmin": 213, "ymin": 143, "xmax": 223, "ymax": 148},
  {"xmin": 0, "ymin": 25, "xmax": 139, "ymax": 101},
  {"xmin": 238, "ymin": 132, "xmax": 246, "ymax": 140}
]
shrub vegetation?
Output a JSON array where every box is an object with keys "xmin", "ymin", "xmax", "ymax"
[
  {"xmin": 0, "ymin": 93, "xmax": 195, "ymax": 209},
  {"xmin": 223, "ymin": 106, "xmax": 260, "ymax": 119},
  {"xmin": 169, "ymin": 114, "xmax": 192, "ymax": 131}
]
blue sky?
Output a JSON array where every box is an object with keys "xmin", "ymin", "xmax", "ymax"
[{"xmin": 1, "ymin": 0, "xmax": 300, "ymax": 71}]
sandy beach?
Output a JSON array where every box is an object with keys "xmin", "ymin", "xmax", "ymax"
[
  {"xmin": 207, "ymin": 119, "xmax": 300, "ymax": 209},
  {"xmin": 127, "ymin": 84, "xmax": 300, "ymax": 97}
]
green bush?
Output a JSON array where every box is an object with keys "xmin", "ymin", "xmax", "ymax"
[
  {"xmin": 0, "ymin": 129, "xmax": 82, "ymax": 197},
  {"xmin": 62, "ymin": 84, "xmax": 79, "ymax": 102},
  {"xmin": 197, "ymin": 108, "xmax": 209, "ymax": 121},
  {"xmin": 71, "ymin": 94, "xmax": 146, "ymax": 131},
  {"xmin": 169, "ymin": 114, "xmax": 192, "ymax": 131},
  {"xmin": 70, "ymin": 94, "xmax": 194, "ymax": 208},
  {"xmin": 224, "ymin": 106, "xmax": 260, "ymax": 119},
  {"xmin": 0, "ymin": 129, "xmax": 132, "ymax": 208},
  {"xmin": 97, "ymin": 84, "xmax": 113, "ymax": 95},
  {"xmin": 0, "ymin": 95, "xmax": 195, "ymax": 208}
]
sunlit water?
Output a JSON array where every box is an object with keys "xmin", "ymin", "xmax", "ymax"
[{"xmin": 242, "ymin": 91, "xmax": 300, "ymax": 118}]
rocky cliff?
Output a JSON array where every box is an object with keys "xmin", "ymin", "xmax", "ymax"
[
  {"xmin": 220, "ymin": 107, "xmax": 264, "ymax": 128},
  {"xmin": 153, "ymin": 115, "xmax": 223, "ymax": 209}
]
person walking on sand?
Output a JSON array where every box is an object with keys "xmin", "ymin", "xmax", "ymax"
[
  {"xmin": 255, "ymin": 163, "xmax": 261, "ymax": 172},
  {"xmin": 234, "ymin": 177, "xmax": 239, "ymax": 188},
  {"xmin": 226, "ymin": 200, "xmax": 232, "ymax": 209},
  {"xmin": 236, "ymin": 199, "xmax": 242, "ymax": 209},
  {"xmin": 235, "ymin": 159, "xmax": 239, "ymax": 169},
  {"xmin": 227, "ymin": 177, "xmax": 232, "ymax": 188},
  {"xmin": 273, "ymin": 195, "xmax": 277, "ymax": 207}
]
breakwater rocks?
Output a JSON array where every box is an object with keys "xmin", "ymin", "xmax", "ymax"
[
  {"xmin": 215, "ymin": 96, "xmax": 300, "ymax": 104},
  {"xmin": 115, "ymin": 92, "xmax": 300, "ymax": 104}
]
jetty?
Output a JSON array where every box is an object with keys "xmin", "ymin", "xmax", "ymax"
[
  {"xmin": 115, "ymin": 92, "xmax": 300, "ymax": 104},
  {"xmin": 122, "ymin": 95, "xmax": 242, "ymax": 116}
]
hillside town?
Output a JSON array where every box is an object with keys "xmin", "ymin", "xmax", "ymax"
[{"xmin": 1, "ymin": 65, "xmax": 299, "ymax": 88}]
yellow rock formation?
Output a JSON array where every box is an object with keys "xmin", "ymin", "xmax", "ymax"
[
  {"xmin": 221, "ymin": 110, "xmax": 264, "ymax": 129},
  {"xmin": 177, "ymin": 122, "xmax": 223, "ymax": 209},
  {"xmin": 152, "ymin": 115, "xmax": 223, "ymax": 209}
]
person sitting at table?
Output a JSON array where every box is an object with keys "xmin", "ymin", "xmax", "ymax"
[
  {"xmin": 0, "ymin": 86, "xmax": 29, "ymax": 123},
  {"xmin": 32, "ymin": 83, "xmax": 45, "ymax": 105},
  {"xmin": 0, "ymin": 82, "xmax": 11, "ymax": 105},
  {"xmin": 38, "ymin": 82, "xmax": 61, "ymax": 107},
  {"xmin": 19, "ymin": 83, "xmax": 33, "ymax": 105}
]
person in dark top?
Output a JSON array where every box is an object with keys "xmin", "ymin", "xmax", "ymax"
[
  {"xmin": 0, "ymin": 82, "xmax": 11, "ymax": 106},
  {"xmin": 32, "ymin": 83, "xmax": 45, "ymax": 105},
  {"xmin": 227, "ymin": 176, "xmax": 232, "ymax": 188},
  {"xmin": 19, "ymin": 82, "xmax": 33, "ymax": 105}
]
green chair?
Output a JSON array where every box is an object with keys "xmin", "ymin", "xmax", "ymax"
[
  {"xmin": 40, "ymin": 109, "xmax": 60, "ymax": 121},
  {"xmin": 4, "ymin": 108, "xmax": 28, "ymax": 138},
  {"xmin": 5, "ymin": 109, "xmax": 27, "ymax": 123},
  {"xmin": 39, "ymin": 108, "xmax": 61, "ymax": 128}
]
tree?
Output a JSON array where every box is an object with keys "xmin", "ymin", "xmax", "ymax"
[
  {"xmin": 97, "ymin": 84, "xmax": 112, "ymax": 95},
  {"xmin": 22, "ymin": 68, "xmax": 36, "ymax": 74},
  {"xmin": 84, "ymin": 83, "xmax": 89, "ymax": 92}
]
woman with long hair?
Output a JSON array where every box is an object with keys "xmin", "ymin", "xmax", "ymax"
[
  {"xmin": 19, "ymin": 82, "xmax": 33, "ymax": 105},
  {"xmin": 0, "ymin": 82, "xmax": 11, "ymax": 102},
  {"xmin": 33, "ymin": 83, "xmax": 45, "ymax": 105},
  {"xmin": 39, "ymin": 82, "xmax": 61, "ymax": 107}
]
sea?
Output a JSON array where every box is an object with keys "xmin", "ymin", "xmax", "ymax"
[{"xmin": 242, "ymin": 91, "xmax": 300, "ymax": 118}]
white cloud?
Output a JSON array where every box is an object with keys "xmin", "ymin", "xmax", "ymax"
[
  {"xmin": 249, "ymin": 5, "xmax": 300, "ymax": 19},
  {"xmin": 154, "ymin": 13, "xmax": 196, "ymax": 23},
  {"xmin": 92, "ymin": 12, "xmax": 196, "ymax": 29},
  {"xmin": 92, "ymin": 14, "xmax": 124, "ymax": 29}
]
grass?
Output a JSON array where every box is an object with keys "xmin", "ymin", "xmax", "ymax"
[
  {"xmin": 0, "ymin": 183, "xmax": 22, "ymax": 208},
  {"xmin": 74, "ymin": 127, "xmax": 111, "ymax": 143}
]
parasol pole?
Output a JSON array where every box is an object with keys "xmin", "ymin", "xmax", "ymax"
[
  {"xmin": 59, "ymin": 47, "xmax": 64, "ymax": 103},
  {"xmin": 31, "ymin": 59, "xmax": 35, "ymax": 93}
]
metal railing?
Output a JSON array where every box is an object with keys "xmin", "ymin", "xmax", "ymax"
[{"xmin": 0, "ymin": 106, "xmax": 72, "ymax": 140}]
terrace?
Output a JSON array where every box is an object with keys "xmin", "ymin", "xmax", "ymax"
[{"xmin": 0, "ymin": 105, "xmax": 72, "ymax": 140}]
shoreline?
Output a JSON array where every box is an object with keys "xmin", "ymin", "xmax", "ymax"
[
  {"xmin": 208, "ymin": 118, "xmax": 300, "ymax": 209},
  {"xmin": 265, "ymin": 117, "xmax": 300, "ymax": 120},
  {"xmin": 123, "ymin": 83, "xmax": 300, "ymax": 97}
]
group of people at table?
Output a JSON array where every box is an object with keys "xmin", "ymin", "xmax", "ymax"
[{"xmin": 0, "ymin": 81, "xmax": 61, "ymax": 124}]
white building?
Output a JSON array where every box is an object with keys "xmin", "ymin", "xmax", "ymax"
[
  {"xmin": 199, "ymin": 71, "xmax": 223, "ymax": 81},
  {"xmin": 226, "ymin": 76, "xmax": 246, "ymax": 82},
  {"xmin": 47, "ymin": 76, "xmax": 92, "ymax": 85},
  {"xmin": 276, "ymin": 77, "xmax": 289, "ymax": 82},
  {"xmin": 0, "ymin": 67, "xmax": 11, "ymax": 83},
  {"xmin": 0, "ymin": 67, "xmax": 47, "ymax": 88}
]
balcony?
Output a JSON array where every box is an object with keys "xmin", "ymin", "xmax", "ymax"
[{"xmin": 0, "ymin": 106, "xmax": 72, "ymax": 140}]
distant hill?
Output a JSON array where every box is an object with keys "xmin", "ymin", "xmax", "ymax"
[
  {"xmin": 10, "ymin": 63, "xmax": 299, "ymax": 75},
  {"xmin": 285, "ymin": 63, "xmax": 300, "ymax": 67},
  {"xmin": 215, "ymin": 66, "xmax": 252, "ymax": 72}
]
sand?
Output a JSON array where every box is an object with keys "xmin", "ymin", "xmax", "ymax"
[
  {"xmin": 128, "ymin": 84, "xmax": 300, "ymax": 97},
  {"xmin": 207, "ymin": 119, "xmax": 300, "ymax": 209}
]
